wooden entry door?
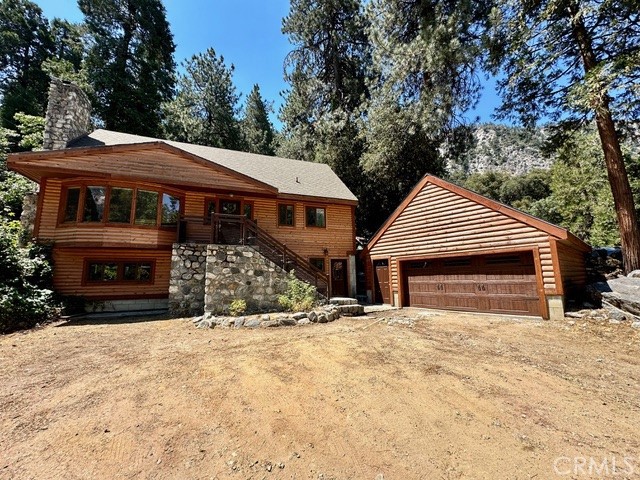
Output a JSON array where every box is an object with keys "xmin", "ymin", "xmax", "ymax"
[
  {"xmin": 375, "ymin": 265, "xmax": 391, "ymax": 304},
  {"xmin": 331, "ymin": 259, "xmax": 348, "ymax": 297},
  {"xmin": 404, "ymin": 252, "xmax": 541, "ymax": 316}
]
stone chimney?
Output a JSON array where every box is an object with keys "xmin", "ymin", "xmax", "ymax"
[{"xmin": 42, "ymin": 77, "xmax": 92, "ymax": 150}]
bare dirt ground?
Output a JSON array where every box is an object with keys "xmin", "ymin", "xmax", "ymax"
[{"xmin": 1, "ymin": 309, "xmax": 639, "ymax": 480}]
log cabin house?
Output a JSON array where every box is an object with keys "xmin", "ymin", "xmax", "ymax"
[
  {"xmin": 362, "ymin": 175, "xmax": 590, "ymax": 320},
  {"xmin": 8, "ymin": 79, "xmax": 358, "ymax": 312}
]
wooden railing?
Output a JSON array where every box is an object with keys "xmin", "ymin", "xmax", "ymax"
[{"xmin": 178, "ymin": 214, "xmax": 329, "ymax": 297}]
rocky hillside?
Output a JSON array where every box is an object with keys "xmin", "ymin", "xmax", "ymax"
[{"xmin": 445, "ymin": 124, "xmax": 552, "ymax": 176}]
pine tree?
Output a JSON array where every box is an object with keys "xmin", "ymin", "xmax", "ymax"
[
  {"xmin": 0, "ymin": 0, "xmax": 53, "ymax": 128},
  {"xmin": 242, "ymin": 84, "xmax": 275, "ymax": 156},
  {"xmin": 79, "ymin": 0, "xmax": 176, "ymax": 137},
  {"xmin": 162, "ymin": 48, "xmax": 243, "ymax": 150},
  {"xmin": 279, "ymin": 0, "xmax": 373, "ymax": 230},
  {"xmin": 359, "ymin": 0, "xmax": 487, "ymax": 234},
  {"xmin": 41, "ymin": 18, "xmax": 88, "ymax": 89},
  {"xmin": 487, "ymin": 0, "xmax": 640, "ymax": 272}
]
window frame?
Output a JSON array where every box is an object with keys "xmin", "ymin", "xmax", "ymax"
[
  {"xmin": 59, "ymin": 180, "xmax": 183, "ymax": 230},
  {"xmin": 277, "ymin": 203, "xmax": 295, "ymax": 227},
  {"xmin": 309, "ymin": 257, "xmax": 326, "ymax": 273},
  {"xmin": 83, "ymin": 259, "xmax": 156, "ymax": 285},
  {"xmin": 203, "ymin": 197, "xmax": 254, "ymax": 224},
  {"xmin": 305, "ymin": 205, "xmax": 327, "ymax": 228}
]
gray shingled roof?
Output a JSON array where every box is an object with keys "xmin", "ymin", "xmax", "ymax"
[{"xmin": 67, "ymin": 129, "xmax": 358, "ymax": 203}]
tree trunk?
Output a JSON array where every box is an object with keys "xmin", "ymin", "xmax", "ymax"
[{"xmin": 568, "ymin": 1, "xmax": 640, "ymax": 272}]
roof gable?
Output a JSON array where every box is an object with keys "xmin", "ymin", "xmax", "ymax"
[
  {"xmin": 68, "ymin": 130, "xmax": 358, "ymax": 203},
  {"xmin": 367, "ymin": 174, "xmax": 588, "ymax": 251}
]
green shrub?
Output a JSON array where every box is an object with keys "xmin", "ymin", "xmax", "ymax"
[
  {"xmin": 228, "ymin": 298, "xmax": 247, "ymax": 316},
  {"xmin": 0, "ymin": 219, "xmax": 58, "ymax": 333},
  {"xmin": 278, "ymin": 272, "xmax": 317, "ymax": 312}
]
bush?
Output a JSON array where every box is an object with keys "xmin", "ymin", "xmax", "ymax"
[
  {"xmin": 228, "ymin": 298, "xmax": 247, "ymax": 316},
  {"xmin": 278, "ymin": 272, "xmax": 317, "ymax": 312},
  {"xmin": 0, "ymin": 219, "xmax": 58, "ymax": 333}
]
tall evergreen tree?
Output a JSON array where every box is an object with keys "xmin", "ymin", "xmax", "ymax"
[
  {"xmin": 279, "ymin": 0, "xmax": 373, "ymax": 231},
  {"xmin": 79, "ymin": 0, "xmax": 176, "ymax": 136},
  {"xmin": 242, "ymin": 84, "xmax": 275, "ymax": 155},
  {"xmin": 42, "ymin": 19, "xmax": 89, "ymax": 90},
  {"xmin": 360, "ymin": 0, "xmax": 488, "ymax": 234},
  {"xmin": 487, "ymin": 0, "xmax": 640, "ymax": 272},
  {"xmin": 0, "ymin": 0, "xmax": 53, "ymax": 128},
  {"xmin": 162, "ymin": 48, "xmax": 243, "ymax": 150}
]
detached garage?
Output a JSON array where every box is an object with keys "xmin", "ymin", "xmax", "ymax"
[{"xmin": 363, "ymin": 175, "xmax": 590, "ymax": 320}]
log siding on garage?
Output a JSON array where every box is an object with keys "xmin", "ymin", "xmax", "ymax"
[
  {"xmin": 364, "ymin": 175, "xmax": 590, "ymax": 319},
  {"xmin": 368, "ymin": 182, "xmax": 557, "ymax": 293}
]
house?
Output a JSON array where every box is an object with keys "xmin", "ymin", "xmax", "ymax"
[
  {"xmin": 8, "ymin": 79, "xmax": 358, "ymax": 313},
  {"xmin": 362, "ymin": 175, "xmax": 590, "ymax": 320}
]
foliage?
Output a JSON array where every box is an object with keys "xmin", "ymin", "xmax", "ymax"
[
  {"xmin": 0, "ymin": 124, "xmax": 36, "ymax": 218},
  {"xmin": 241, "ymin": 84, "xmax": 275, "ymax": 155},
  {"xmin": 163, "ymin": 48, "xmax": 243, "ymax": 150},
  {"xmin": 279, "ymin": 0, "xmax": 374, "ymax": 231},
  {"xmin": 532, "ymin": 129, "xmax": 640, "ymax": 246},
  {"xmin": 486, "ymin": 0, "xmax": 640, "ymax": 271},
  {"xmin": 0, "ymin": 0, "xmax": 54, "ymax": 128},
  {"xmin": 228, "ymin": 298, "xmax": 247, "ymax": 317},
  {"xmin": 0, "ymin": 218, "xmax": 57, "ymax": 334},
  {"xmin": 463, "ymin": 169, "xmax": 551, "ymax": 209},
  {"xmin": 80, "ymin": 0, "xmax": 176, "ymax": 136},
  {"xmin": 41, "ymin": 19, "xmax": 90, "ymax": 92},
  {"xmin": 278, "ymin": 272, "xmax": 317, "ymax": 312}
]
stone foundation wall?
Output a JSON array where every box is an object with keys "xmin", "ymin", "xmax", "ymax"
[
  {"xmin": 168, "ymin": 244, "xmax": 208, "ymax": 316},
  {"xmin": 205, "ymin": 245, "xmax": 289, "ymax": 315}
]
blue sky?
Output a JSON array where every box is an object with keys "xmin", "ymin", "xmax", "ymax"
[{"xmin": 35, "ymin": 0, "xmax": 501, "ymax": 129}]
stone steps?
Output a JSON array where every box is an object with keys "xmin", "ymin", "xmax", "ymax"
[{"xmin": 329, "ymin": 297, "xmax": 358, "ymax": 305}]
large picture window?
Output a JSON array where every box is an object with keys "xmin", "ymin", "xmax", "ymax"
[
  {"xmin": 85, "ymin": 260, "xmax": 154, "ymax": 284},
  {"xmin": 83, "ymin": 186, "xmax": 106, "ymax": 222},
  {"xmin": 61, "ymin": 183, "xmax": 181, "ymax": 228},
  {"xmin": 305, "ymin": 206, "xmax": 326, "ymax": 228},
  {"xmin": 108, "ymin": 187, "xmax": 133, "ymax": 223}
]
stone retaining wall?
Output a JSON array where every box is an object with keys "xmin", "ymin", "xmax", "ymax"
[
  {"xmin": 168, "ymin": 243, "xmax": 291, "ymax": 317},
  {"xmin": 205, "ymin": 245, "xmax": 289, "ymax": 315},
  {"xmin": 168, "ymin": 244, "xmax": 208, "ymax": 316}
]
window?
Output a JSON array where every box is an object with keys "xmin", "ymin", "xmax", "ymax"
[
  {"xmin": 63, "ymin": 187, "xmax": 80, "ymax": 222},
  {"xmin": 278, "ymin": 204, "xmax": 294, "ymax": 226},
  {"xmin": 204, "ymin": 198, "xmax": 216, "ymax": 224},
  {"xmin": 305, "ymin": 206, "xmax": 326, "ymax": 227},
  {"xmin": 61, "ymin": 183, "xmax": 182, "ymax": 229},
  {"xmin": 161, "ymin": 193, "xmax": 181, "ymax": 227},
  {"xmin": 86, "ymin": 261, "xmax": 154, "ymax": 283},
  {"xmin": 309, "ymin": 258, "xmax": 325, "ymax": 272},
  {"xmin": 83, "ymin": 186, "xmax": 106, "ymax": 222},
  {"xmin": 134, "ymin": 189, "xmax": 159, "ymax": 226},
  {"xmin": 244, "ymin": 202, "xmax": 253, "ymax": 220},
  {"xmin": 108, "ymin": 187, "xmax": 133, "ymax": 223},
  {"xmin": 220, "ymin": 199, "xmax": 240, "ymax": 215},
  {"xmin": 87, "ymin": 262, "xmax": 118, "ymax": 282}
]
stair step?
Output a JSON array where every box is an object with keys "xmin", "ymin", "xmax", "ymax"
[
  {"xmin": 329, "ymin": 297, "xmax": 358, "ymax": 305},
  {"xmin": 334, "ymin": 304, "xmax": 366, "ymax": 316}
]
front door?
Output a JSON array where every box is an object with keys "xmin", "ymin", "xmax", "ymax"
[
  {"xmin": 375, "ymin": 265, "xmax": 391, "ymax": 304},
  {"xmin": 331, "ymin": 259, "xmax": 348, "ymax": 298}
]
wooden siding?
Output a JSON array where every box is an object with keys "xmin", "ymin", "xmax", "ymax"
[
  {"xmin": 182, "ymin": 191, "xmax": 355, "ymax": 265},
  {"xmin": 368, "ymin": 181, "xmax": 558, "ymax": 294},
  {"xmin": 53, "ymin": 247, "xmax": 171, "ymax": 299},
  {"xmin": 557, "ymin": 241, "xmax": 588, "ymax": 297},
  {"xmin": 15, "ymin": 148, "xmax": 273, "ymax": 194}
]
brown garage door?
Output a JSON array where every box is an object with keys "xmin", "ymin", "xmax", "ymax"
[{"xmin": 403, "ymin": 252, "xmax": 541, "ymax": 316}]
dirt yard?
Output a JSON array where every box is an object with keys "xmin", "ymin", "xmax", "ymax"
[{"xmin": 1, "ymin": 308, "xmax": 639, "ymax": 480}]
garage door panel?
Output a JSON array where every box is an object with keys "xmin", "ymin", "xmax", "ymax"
[{"xmin": 404, "ymin": 252, "xmax": 540, "ymax": 317}]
